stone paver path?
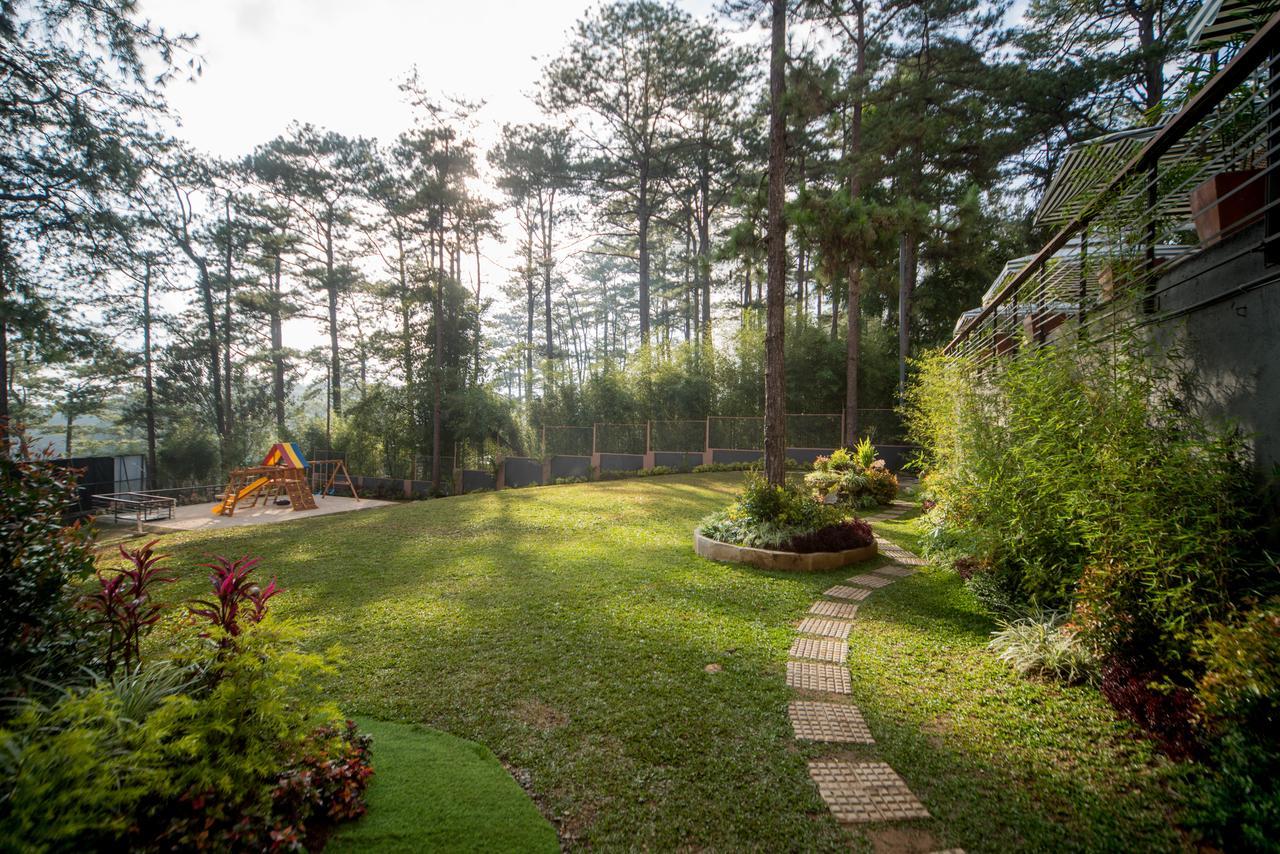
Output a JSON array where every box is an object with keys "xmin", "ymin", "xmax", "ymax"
[
  {"xmin": 874, "ymin": 564, "xmax": 917, "ymax": 578},
  {"xmin": 807, "ymin": 760, "xmax": 932, "ymax": 822},
  {"xmin": 789, "ymin": 636, "xmax": 848, "ymax": 664},
  {"xmin": 845, "ymin": 572, "xmax": 895, "ymax": 588},
  {"xmin": 789, "ymin": 701, "xmax": 873, "ymax": 743},
  {"xmin": 809, "ymin": 600, "xmax": 860, "ymax": 619},
  {"xmin": 823, "ymin": 584, "xmax": 873, "ymax": 601},
  {"xmin": 781, "ymin": 510, "xmax": 940, "ymax": 840},
  {"xmin": 876, "ymin": 537, "xmax": 927, "ymax": 566},
  {"xmin": 787, "ymin": 660, "xmax": 852, "ymax": 694},
  {"xmin": 796, "ymin": 616, "xmax": 853, "ymax": 639}
]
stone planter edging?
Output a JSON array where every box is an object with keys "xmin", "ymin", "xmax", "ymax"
[{"xmin": 693, "ymin": 529, "xmax": 878, "ymax": 572}]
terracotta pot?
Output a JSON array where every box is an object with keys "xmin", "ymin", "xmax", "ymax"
[{"xmin": 1191, "ymin": 169, "xmax": 1264, "ymax": 246}]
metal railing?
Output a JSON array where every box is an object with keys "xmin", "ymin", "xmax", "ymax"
[{"xmin": 946, "ymin": 12, "xmax": 1280, "ymax": 361}]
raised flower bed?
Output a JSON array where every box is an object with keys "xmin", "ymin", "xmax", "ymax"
[
  {"xmin": 693, "ymin": 528, "xmax": 877, "ymax": 571},
  {"xmin": 695, "ymin": 472, "xmax": 878, "ymax": 571}
]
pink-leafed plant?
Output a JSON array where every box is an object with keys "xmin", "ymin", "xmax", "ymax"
[
  {"xmin": 189, "ymin": 555, "xmax": 281, "ymax": 639},
  {"xmin": 81, "ymin": 540, "xmax": 176, "ymax": 676}
]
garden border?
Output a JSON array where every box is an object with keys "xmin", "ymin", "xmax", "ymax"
[{"xmin": 693, "ymin": 529, "xmax": 878, "ymax": 572}]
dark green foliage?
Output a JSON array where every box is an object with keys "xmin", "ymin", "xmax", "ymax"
[
  {"xmin": 907, "ymin": 335, "xmax": 1275, "ymax": 844},
  {"xmin": 1189, "ymin": 600, "xmax": 1280, "ymax": 848},
  {"xmin": 907, "ymin": 338, "xmax": 1255, "ymax": 675},
  {"xmin": 0, "ymin": 450, "xmax": 97, "ymax": 697}
]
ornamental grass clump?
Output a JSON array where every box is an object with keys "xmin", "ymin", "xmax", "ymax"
[{"xmin": 988, "ymin": 609, "xmax": 1096, "ymax": 685}]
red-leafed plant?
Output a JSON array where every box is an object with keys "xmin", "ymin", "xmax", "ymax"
[
  {"xmin": 189, "ymin": 555, "xmax": 281, "ymax": 639},
  {"xmin": 81, "ymin": 540, "xmax": 175, "ymax": 676}
]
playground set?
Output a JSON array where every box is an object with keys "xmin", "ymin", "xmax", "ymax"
[{"xmin": 213, "ymin": 443, "xmax": 359, "ymax": 517}]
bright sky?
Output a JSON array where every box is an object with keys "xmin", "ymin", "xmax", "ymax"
[{"xmin": 137, "ymin": 0, "xmax": 727, "ymax": 347}]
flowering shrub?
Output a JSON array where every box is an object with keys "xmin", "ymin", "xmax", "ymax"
[{"xmin": 0, "ymin": 545, "xmax": 371, "ymax": 851}]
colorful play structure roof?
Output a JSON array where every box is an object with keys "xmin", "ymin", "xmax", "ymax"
[{"xmin": 263, "ymin": 442, "xmax": 309, "ymax": 469}]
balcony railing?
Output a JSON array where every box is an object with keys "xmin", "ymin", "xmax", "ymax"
[{"xmin": 946, "ymin": 11, "xmax": 1280, "ymax": 361}]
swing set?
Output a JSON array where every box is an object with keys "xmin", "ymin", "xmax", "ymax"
[{"xmin": 212, "ymin": 443, "xmax": 359, "ymax": 517}]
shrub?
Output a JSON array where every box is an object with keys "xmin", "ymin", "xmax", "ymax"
[
  {"xmin": 1197, "ymin": 599, "xmax": 1280, "ymax": 737},
  {"xmin": 0, "ymin": 447, "xmax": 98, "ymax": 698},
  {"xmin": 0, "ymin": 543, "xmax": 370, "ymax": 852},
  {"xmin": 804, "ymin": 443, "xmax": 897, "ymax": 508},
  {"xmin": 851, "ymin": 437, "xmax": 877, "ymax": 470},
  {"xmin": 189, "ymin": 555, "xmax": 281, "ymax": 639},
  {"xmin": 0, "ymin": 683, "xmax": 168, "ymax": 849},
  {"xmin": 782, "ymin": 519, "xmax": 873, "ymax": 553},
  {"xmin": 864, "ymin": 464, "xmax": 899, "ymax": 505},
  {"xmin": 699, "ymin": 473, "xmax": 845, "ymax": 550},
  {"xmin": 144, "ymin": 623, "xmax": 359, "ymax": 850},
  {"xmin": 905, "ymin": 336, "xmax": 1257, "ymax": 676},
  {"xmin": 988, "ymin": 610, "xmax": 1096, "ymax": 685},
  {"xmin": 81, "ymin": 541, "xmax": 175, "ymax": 677},
  {"xmin": 1189, "ymin": 599, "xmax": 1280, "ymax": 848},
  {"xmin": 1099, "ymin": 662, "xmax": 1201, "ymax": 759}
]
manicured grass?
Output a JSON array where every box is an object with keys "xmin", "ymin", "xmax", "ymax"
[
  {"xmin": 125, "ymin": 474, "xmax": 1194, "ymax": 851},
  {"xmin": 326, "ymin": 718, "xmax": 557, "ymax": 853}
]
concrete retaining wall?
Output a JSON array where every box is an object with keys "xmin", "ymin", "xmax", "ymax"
[
  {"xmin": 460, "ymin": 469, "xmax": 496, "ymax": 493},
  {"xmin": 503, "ymin": 457, "xmax": 543, "ymax": 488},
  {"xmin": 599, "ymin": 452, "xmax": 645, "ymax": 472},
  {"xmin": 549, "ymin": 455, "xmax": 591, "ymax": 480},
  {"xmin": 711, "ymin": 449, "xmax": 763, "ymax": 464},
  {"xmin": 653, "ymin": 451, "xmax": 702, "ymax": 469}
]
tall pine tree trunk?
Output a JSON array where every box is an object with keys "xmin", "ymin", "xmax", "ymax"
[
  {"xmin": 898, "ymin": 232, "xmax": 917, "ymax": 397},
  {"xmin": 431, "ymin": 228, "xmax": 443, "ymax": 492},
  {"xmin": 143, "ymin": 260, "xmax": 158, "ymax": 488},
  {"xmin": 324, "ymin": 209, "xmax": 342, "ymax": 415},
  {"xmin": 473, "ymin": 231, "xmax": 482, "ymax": 384},
  {"xmin": 638, "ymin": 166, "xmax": 651, "ymax": 346},
  {"xmin": 0, "ymin": 227, "xmax": 10, "ymax": 454},
  {"xmin": 524, "ymin": 219, "xmax": 535, "ymax": 404},
  {"xmin": 543, "ymin": 200, "xmax": 554, "ymax": 361},
  {"xmin": 222, "ymin": 195, "xmax": 234, "ymax": 443},
  {"xmin": 764, "ymin": 0, "xmax": 788, "ymax": 487},
  {"xmin": 195, "ymin": 257, "xmax": 225, "ymax": 438},
  {"xmin": 844, "ymin": 2, "xmax": 866, "ymax": 446},
  {"xmin": 270, "ymin": 252, "xmax": 286, "ymax": 436}
]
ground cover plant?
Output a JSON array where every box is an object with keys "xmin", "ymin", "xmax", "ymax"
[
  {"xmin": 122, "ymin": 473, "xmax": 1204, "ymax": 850},
  {"xmin": 904, "ymin": 335, "xmax": 1280, "ymax": 846}
]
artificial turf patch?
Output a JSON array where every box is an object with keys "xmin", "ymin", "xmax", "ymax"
[{"xmin": 326, "ymin": 718, "xmax": 558, "ymax": 853}]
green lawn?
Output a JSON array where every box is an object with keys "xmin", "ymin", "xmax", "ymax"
[{"xmin": 127, "ymin": 473, "xmax": 1193, "ymax": 851}]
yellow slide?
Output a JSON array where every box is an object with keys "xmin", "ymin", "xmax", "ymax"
[{"xmin": 212, "ymin": 476, "xmax": 269, "ymax": 515}]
